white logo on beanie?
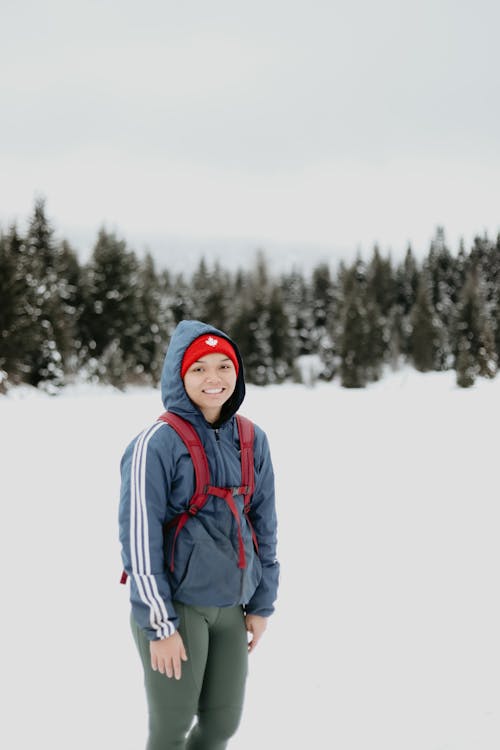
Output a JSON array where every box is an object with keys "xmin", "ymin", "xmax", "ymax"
[{"xmin": 205, "ymin": 336, "xmax": 218, "ymax": 347}]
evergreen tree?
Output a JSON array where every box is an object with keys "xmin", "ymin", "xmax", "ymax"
[
  {"xmin": 455, "ymin": 238, "xmax": 469, "ymax": 294},
  {"xmin": 267, "ymin": 284, "xmax": 296, "ymax": 381},
  {"xmin": 365, "ymin": 246, "xmax": 395, "ymax": 368},
  {"xmin": 455, "ymin": 335, "xmax": 476, "ymax": 387},
  {"xmin": 454, "ymin": 268, "xmax": 497, "ymax": 385},
  {"xmin": 469, "ymin": 232, "xmax": 494, "ymax": 282},
  {"xmin": 0, "ymin": 227, "xmax": 25, "ymax": 382},
  {"xmin": 79, "ymin": 228, "xmax": 142, "ymax": 385},
  {"xmin": 230, "ymin": 254, "xmax": 273, "ymax": 385},
  {"xmin": 169, "ymin": 272, "xmax": 195, "ymax": 324},
  {"xmin": 20, "ymin": 199, "xmax": 72, "ymax": 387},
  {"xmin": 425, "ymin": 227, "xmax": 458, "ymax": 369},
  {"xmin": 469, "ymin": 233, "xmax": 500, "ymax": 362},
  {"xmin": 229, "ymin": 252, "xmax": 295, "ymax": 384},
  {"xmin": 394, "ymin": 246, "xmax": 419, "ymax": 359},
  {"xmin": 54, "ymin": 238, "xmax": 83, "ymax": 376},
  {"xmin": 338, "ymin": 258, "xmax": 381, "ymax": 387},
  {"xmin": 191, "ymin": 257, "xmax": 211, "ymax": 321},
  {"xmin": 133, "ymin": 253, "xmax": 175, "ymax": 384},
  {"xmin": 280, "ymin": 268, "xmax": 314, "ymax": 358},
  {"xmin": 492, "ymin": 234, "xmax": 500, "ymax": 360},
  {"xmin": 310, "ymin": 263, "xmax": 337, "ymax": 380},
  {"xmin": 192, "ymin": 259, "xmax": 232, "ymax": 332},
  {"xmin": 409, "ymin": 270, "xmax": 441, "ymax": 372}
]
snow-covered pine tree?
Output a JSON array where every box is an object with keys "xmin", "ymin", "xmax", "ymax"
[
  {"xmin": 55, "ymin": 238, "xmax": 83, "ymax": 379},
  {"xmin": 469, "ymin": 233, "xmax": 500, "ymax": 363},
  {"xmin": 365, "ymin": 246, "xmax": 396, "ymax": 371},
  {"xmin": 0, "ymin": 227, "xmax": 26, "ymax": 384},
  {"xmin": 491, "ymin": 235, "xmax": 500, "ymax": 360},
  {"xmin": 133, "ymin": 252, "xmax": 175, "ymax": 385},
  {"xmin": 454, "ymin": 267, "xmax": 497, "ymax": 385},
  {"xmin": 338, "ymin": 258, "xmax": 377, "ymax": 387},
  {"xmin": 409, "ymin": 268, "xmax": 441, "ymax": 372},
  {"xmin": 310, "ymin": 262, "xmax": 337, "ymax": 380},
  {"xmin": 79, "ymin": 228, "xmax": 142, "ymax": 386},
  {"xmin": 193, "ymin": 259, "xmax": 232, "ymax": 333},
  {"xmin": 393, "ymin": 245, "xmax": 419, "ymax": 360},
  {"xmin": 280, "ymin": 268, "xmax": 314, "ymax": 360},
  {"xmin": 22, "ymin": 198, "xmax": 71, "ymax": 389},
  {"xmin": 455, "ymin": 335, "xmax": 476, "ymax": 387},
  {"xmin": 230, "ymin": 253, "xmax": 274, "ymax": 385},
  {"xmin": 267, "ymin": 284, "xmax": 296, "ymax": 382},
  {"xmin": 169, "ymin": 271, "xmax": 195, "ymax": 325},
  {"xmin": 425, "ymin": 227, "xmax": 458, "ymax": 370}
]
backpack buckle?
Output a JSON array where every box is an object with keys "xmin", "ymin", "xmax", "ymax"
[{"xmin": 232, "ymin": 485, "xmax": 248, "ymax": 496}]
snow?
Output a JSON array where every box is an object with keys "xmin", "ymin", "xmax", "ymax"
[{"xmin": 1, "ymin": 370, "xmax": 499, "ymax": 749}]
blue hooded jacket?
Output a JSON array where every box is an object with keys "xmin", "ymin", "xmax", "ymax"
[{"xmin": 119, "ymin": 320, "xmax": 280, "ymax": 640}]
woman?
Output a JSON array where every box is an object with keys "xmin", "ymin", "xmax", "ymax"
[{"xmin": 119, "ymin": 319, "xmax": 279, "ymax": 749}]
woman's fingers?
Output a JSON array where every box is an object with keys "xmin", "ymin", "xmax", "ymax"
[
  {"xmin": 150, "ymin": 632, "xmax": 188, "ymax": 679},
  {"xmin": 245, "ymin": 614, "xmax": 268, "ymax": 653},
  {"xmin": 181, "ymin": 643, "xmax": 188, "ymax": 662}
]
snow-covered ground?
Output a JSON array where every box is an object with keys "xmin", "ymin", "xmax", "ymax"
[{"xmin": 1, "ymin": 370, "xmax": 499, "ymax": 749}]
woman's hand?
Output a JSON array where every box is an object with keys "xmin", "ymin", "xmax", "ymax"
[
  {"xmin": 150, "ymin": 631, "xmax": 188, "ymax": 679},
  {"xmin": 245, "ymin": 614, "xmax": 268, "ymax": 653}
]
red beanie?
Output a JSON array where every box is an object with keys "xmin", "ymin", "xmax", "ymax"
[{"xmin": 181, "ymin": 334, "xmax": 239, "ymax": 379}]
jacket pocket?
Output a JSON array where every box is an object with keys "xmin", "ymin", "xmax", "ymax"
[{"xmin": 172, "ymin": 538, "xmax": 243, "ymax": 606}]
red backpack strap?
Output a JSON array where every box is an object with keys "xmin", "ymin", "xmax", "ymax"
[
  {"xmin": 158, "ymin": 411, "xmax": 210, "ymax": 512},
  {"xmin": 236, "ymin": 414, "xmax": 255, "ymax": 510},
  {"xmin": 158, "ymin": 411, "xmax": 211, "ymax": 571},
  {"xmin": 235, "ymin": 414, "xmax": 258, "ymax": 555}
]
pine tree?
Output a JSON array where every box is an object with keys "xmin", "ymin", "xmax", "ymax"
[
  {"xmin": 310, "ymin": 263, "xmax": 337, "ymax": 380},
  {"xmin": 454, "ymin": 268, "xmax": 497, "ymax": 385},
  {"xmin": 133, "ymin": 253, "xmax": 174, "ymax": 384},
  {"xmin": 21, "ymin": 199, "xmax": 71, "ymax": 388},
  {"xmin": 79, "ymin": 228, "xmax": 142, "ymax": 386},
  {"xmin": 192, "ymin": 259, "xmax": 232, "ymax": 332},
  {"xmin": 230, "ymin": 254, "xmax": 273, "ymax": 384},
  {"xmin": 425, "ymin": 227, "xmax": 458, "ymax": 370},
  {"xmin": 191, "ymin": 257, "xmax": 211, "ymax": 321},
  {"xmin": 267, "ymin": 284, "xmax": 296, "ymax": 382},
  {"xmin": 169, "ymin": 272, "xmax": 195, "ymax": 324},
  {"xmin": 490, "ymin": 235, "xmax": 500, "ymax": 361},
  {"xmin": 280, "ymin": 268, "xmax": 314, "ymax": 358},
  {"xmin": 455, "ymin": 335, "xmax": 476, "ymax": 387},
  {"xmin": 409, "ymin": 270, "xmax": 441, "ymax": 372},
  {"xmin": 0, "ymin": 228, "xmax": 22, "ymax": 382},
  {"xmin": 228, "ymin": 252, "xmax": 296, "ymax": 384},
  {"xmin": 394, "ymin": 246, "xmax": 419, "ymax": 360},
  {"xmin": 55, "ymin": 239, "xmax": 83, "ymax": 377},
  {"xmin": 365, "ymin": 246, "xmax": 395, "ymax": 369},
  {"xmin": 338, "ymin": 259, "xmax": 378, "ymax": 387},
  {"xmin": 468, "ymin": 233, "xmax": 500, "ymax": 363}
]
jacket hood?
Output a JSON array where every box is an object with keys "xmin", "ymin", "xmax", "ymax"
[{"xmin": 160, "ymin": 320, "xmax": 246, "ymax": 426}]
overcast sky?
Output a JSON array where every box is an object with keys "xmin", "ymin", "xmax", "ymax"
[{"xmin": 1, "ymin": 0, "xmax": 499, "ymax": 270}]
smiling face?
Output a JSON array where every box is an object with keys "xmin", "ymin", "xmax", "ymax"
[{"xmin": 182, "ymin": 352, "xmax": 238, "ymax": 423}]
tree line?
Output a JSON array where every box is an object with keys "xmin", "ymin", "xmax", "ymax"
[{"xmin": 1, "ymin": 199, "xmax": 499, "ymax": 393}]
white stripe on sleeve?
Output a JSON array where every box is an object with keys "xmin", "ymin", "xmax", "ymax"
[{"xmin": 130, "ymin": 422, "xmax": 174, "ymax": 638}]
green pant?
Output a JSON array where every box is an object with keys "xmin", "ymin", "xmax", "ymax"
[{"xmin": 131, "ymin": 602, "xmax": 248, "ymax": 750}]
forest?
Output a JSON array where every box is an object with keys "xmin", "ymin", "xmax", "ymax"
[{"xmin": 1, "ymin": 199, "xmax": 499, "ymax": 393}]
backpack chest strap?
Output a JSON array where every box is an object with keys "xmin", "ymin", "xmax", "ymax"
[
  {"xmin": 206, "ymin": 486, "xmax": 252, "ymax": 569},
  {"xmin": 166, "ymin": 485, "xmax": 258, "ymax": 572}
]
